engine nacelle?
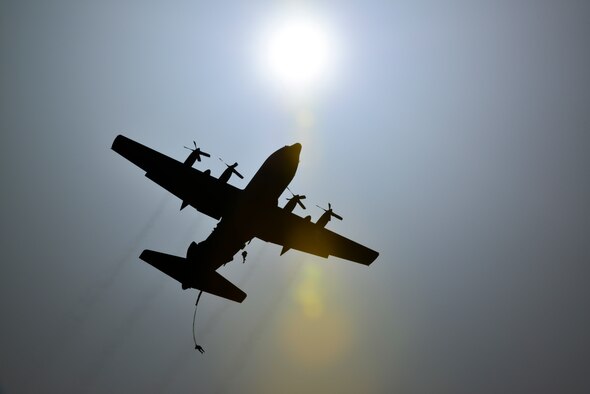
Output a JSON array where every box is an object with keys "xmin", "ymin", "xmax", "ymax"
[{"xmin": 187, "ymin": 241, "xmax": 200, "ymax": 261}]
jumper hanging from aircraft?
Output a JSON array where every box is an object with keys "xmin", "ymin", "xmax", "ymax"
[{"xmin": 111, "ymin": 135, "xmax": 379, "ymax": 303}]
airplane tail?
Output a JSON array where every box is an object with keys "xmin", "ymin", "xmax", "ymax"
[{"xmin": 139, "ymin": 250, "xmax": 247, "ymax": 303}]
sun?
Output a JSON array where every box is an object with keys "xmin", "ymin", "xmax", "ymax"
[{"xmin": 259, "ymin": 9, "xmax": 338, "ymax": 97}]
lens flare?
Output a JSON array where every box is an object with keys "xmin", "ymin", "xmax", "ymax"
[
  {"xmin": 278, "ymin": 262, "xmax": 352, "ymax": 367},
  {"xmin": 295, "ymin": 263, "xmax": 324, "ymax": 319}
]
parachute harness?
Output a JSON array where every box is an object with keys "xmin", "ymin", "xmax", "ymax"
[{"xmin": 192, "ymin": 290, "xmax": 205, "ymax": 354}]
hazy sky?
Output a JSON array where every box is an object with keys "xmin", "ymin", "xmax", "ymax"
[{"xmin": 1, "ymin": 1, "xmax": 589, "ymax": 393}]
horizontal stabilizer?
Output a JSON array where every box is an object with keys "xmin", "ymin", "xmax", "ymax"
[{"xmin": 140, "ymin": 250, "xmax": 247, "ymax": 303}]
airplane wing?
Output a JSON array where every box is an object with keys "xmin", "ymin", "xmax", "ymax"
[
  {"xmin": 255, "ymin": 206, "xmax": 379, "ymax": 265},
  {"xmin": 112, "ymin": 135, "xmax": 241, "ymax": 220}
]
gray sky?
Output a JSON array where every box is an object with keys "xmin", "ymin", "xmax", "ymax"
[{"xmin": 1, "ymin": 1, "xmax": 589, "ymax": 393}]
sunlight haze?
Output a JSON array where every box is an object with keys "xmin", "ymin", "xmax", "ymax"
[{"xmin": 1, "ymin": 1, "xmax": 589, "ymax": 393}]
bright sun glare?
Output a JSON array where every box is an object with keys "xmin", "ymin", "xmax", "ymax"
[{"xmin": 260, "ymin": 10, "xmax": 337, "ymax": 97}]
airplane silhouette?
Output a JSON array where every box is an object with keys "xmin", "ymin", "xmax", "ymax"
[{"xmin": 111, "ymin": 135, "xmax": 379, "ymax": 303}]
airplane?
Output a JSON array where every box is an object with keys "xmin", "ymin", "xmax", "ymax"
[{"xmin": 111, "ymin": 135, "xmax": 379, "ymax": 303}]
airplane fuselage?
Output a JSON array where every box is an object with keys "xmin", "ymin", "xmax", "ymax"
[
  {"xmin": 243, "ymin": 143, "xmax": 301, "ymax": 204},
  {"xmin": 187, "ymin": 143, "xmax": 302, "ymax": 270}
]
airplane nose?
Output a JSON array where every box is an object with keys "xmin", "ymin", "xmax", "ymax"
[{"xmin": 290, "ymin": 143, "xmax": 302, "ymax": 156}]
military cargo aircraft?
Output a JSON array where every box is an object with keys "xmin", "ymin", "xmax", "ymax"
[{"xmin": 112, "ymin": 135, "xmax": 378, "ymax": 303}]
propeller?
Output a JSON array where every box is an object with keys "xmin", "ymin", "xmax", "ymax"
[
  {"xmin": 183, "ymin": 141, "xmax": 211, "ymax": 162},
  {"xmin": 316, "ymin": 203, "xmax": 343, "ymax": 221},
  {"xmin": 286, "ymin": 187, "xmax": 306, "ymax": 209},
  {"xmin": 218, "ymin": 157, "xmax": 244, "ymax": 179}
]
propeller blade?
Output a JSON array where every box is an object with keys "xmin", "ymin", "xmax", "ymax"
[
  {"xmin": 316, "ymin": 202, "xmax": 342, "ymax": 220},
  {"xmin": 300, "ymin": 195, "xmax": 306, "ymax": 200},
  {"xmin": 200, "ymin": 151, "xmax": 211, "ymax": 158},
  {"xmin": 297, "ymin": 201, "xmax": 306, "ymax": 209},
  {"xmin": 233, "ymin": 169, "xmax": 244, "ymax": 179},
  {"xmin": 331, "ymin": 212, "xmax": 343, "ymax": 220}
]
